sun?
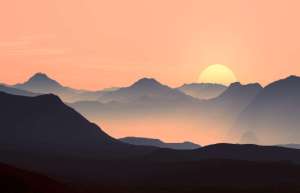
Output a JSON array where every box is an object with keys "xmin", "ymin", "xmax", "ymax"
[{"xmin": 198, "ymin": 64, "xmax": 237, "ymax": 86}]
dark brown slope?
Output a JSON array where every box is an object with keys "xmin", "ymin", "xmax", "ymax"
[
  {"xmin": 83, "ymin": 159, "xmax": 300, "ymax": 193},
  {"xmin": 0, "ymin": 162, "xmax": 72, "ymax": 193},
  {"xmin": 138, "ymin": 143, "xmax": 300, "ymax": 164}
]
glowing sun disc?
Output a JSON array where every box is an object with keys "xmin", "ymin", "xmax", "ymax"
[{"xmin": 198, "ymin": 64, "xmax": 237, "ymax": 86}]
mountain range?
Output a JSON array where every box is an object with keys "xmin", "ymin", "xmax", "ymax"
[
  {"xmin": 1, "ymin": 91, "xmax": 300, "ymax": 192},
  {"xmin": 98, "ymin": 77, "xmax": 198, "ymax": 103},
  {"xmin": 13, "ymin": 73, "xmax": 112, "ymax": 102},
  {"xmin": 2, "ymin": 73, "xmax": 300, "ymax": 144},
  {"xmin": 120, "ymin": 137, "xmax": 201, "ymax": 149},
  {"xmin": 9, "ymin": 73, "xmax": 228, "ymax": 103}
]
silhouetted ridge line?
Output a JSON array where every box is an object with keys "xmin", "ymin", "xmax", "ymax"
[{"xmin": 120, "ymin": 136, "xmax": 201, "ymax": 149}]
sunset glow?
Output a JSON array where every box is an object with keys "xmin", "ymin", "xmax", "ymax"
[{"xmin": 1, "ymin": 1, "xmax": 300, "ymax": 89}]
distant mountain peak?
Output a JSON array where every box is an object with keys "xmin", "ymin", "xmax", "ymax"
[
  {"xmin": 27, "ymin": 72, "xmax": 61, "ymax": 85},
  {"xmin": 32, "ymin": 72, "xmax": 49, "ymax": 79},
  {"xmin": 131, "ymin": 77, "xmax": 164, "ymax": 88},
  {"xmin": 15, "ymin": 72, "xmax": 63, "ymax": 91}
]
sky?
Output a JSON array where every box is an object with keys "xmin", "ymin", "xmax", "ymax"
[{"xmin": 1, "ymin": 0, "xmax": 300, "ymax": 90}]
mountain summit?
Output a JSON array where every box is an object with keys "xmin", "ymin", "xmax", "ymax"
[
  {"xmin": 131, "ymin": 78, "xmax": 164, "ymax": 89},
  {"xmin": 27, "ymin": 72, "xmax": 62, "ymax": 86},
  {"xmin": 13, "ymin": 72, "xmax": 119, "ymax": 102},
  {"xmin": 15, "ymin": 73, "xmax": 64, "ymax": 93}
]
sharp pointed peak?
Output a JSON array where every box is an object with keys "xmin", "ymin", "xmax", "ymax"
[
  {"xmin": 131, "ymin": 77, "xmax": 164, "ymax": 88},
  {"xmin": 29, "ymin": 72, "xmax": 52, "ymax": 80},
  {"xmin": 136, "ymin": 77, "xmax": 160, "ymax": 83},
  {"xmin": 23, "ymin": 72, "xmax": 62, "ymax": 87}
]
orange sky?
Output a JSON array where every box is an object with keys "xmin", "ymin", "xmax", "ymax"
[{"xmin": 1, "ymin": 0, "xmax": 300, "ymax": 90}]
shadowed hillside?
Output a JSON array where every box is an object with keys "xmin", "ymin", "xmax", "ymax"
[
  {"xmin": 234, "ymin": 75, "xmax": 300, "ymax": 144},
  {"xmin": 0, "ymin": 91, "xmax": 156, "ymax": 159},
  {"xmin": 0, "ymin": 162, "xmax": 72, "ymax": 193}
]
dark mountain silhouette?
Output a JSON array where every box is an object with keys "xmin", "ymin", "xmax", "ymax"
[
  {"xmin": 141, "ymin": 143, "xmax": 300, "ymax": 164},
  {"xmin": 279, "ymin": 144, "xmax": 300, "ymax": 149},
  {"xmin": 3, "ymin": 92, "xmax": 300, "ymax": 164},
  {"xmin": 177, "ymin": 83, "xmax": 227, "ymax": 99},
  {"xmin": 0, "ymin": 91, "xmax": 156, "ymax": 159},
  {"xmin": 14, "ymin": 73, "xmax": 81, "ymax": 102},
  {"xmin": 98, "ymin": 77, "xmax": 198, "ymax": 103},
  {"xmin": 0, "ymin": 91, "xmax": 112, "ymax": 153},
  {"xmin": 2, "ymin": 75, "xmax": 300, "ymax": 192},
  {"xmin": 0, "ymin": 162, "xmax": 72, "ymax": 193},
  {"xmin": 0, "ymin": 83, "xmax": 39, "ymax": 97},
  {"xmin": 13, "ymin": 73, "xmax": 111, "ymax": 102},
  {"xmin": 196, "ymin": 143, "xmax": 300, "ymax": 163},
  {"xmin": 2, "ymin": 92, "xmax": 300, "ymax": 192},
  {"xmin": 120, "ymin": 137, "xmax": 201, "ymax": 150},
  {"xmin": 82, "ymin": 159, "xmax": 300, "ymax": 193},
  {"xmin": 233, "ymin": 75, "xmax": 300, "ymax": 144}
]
